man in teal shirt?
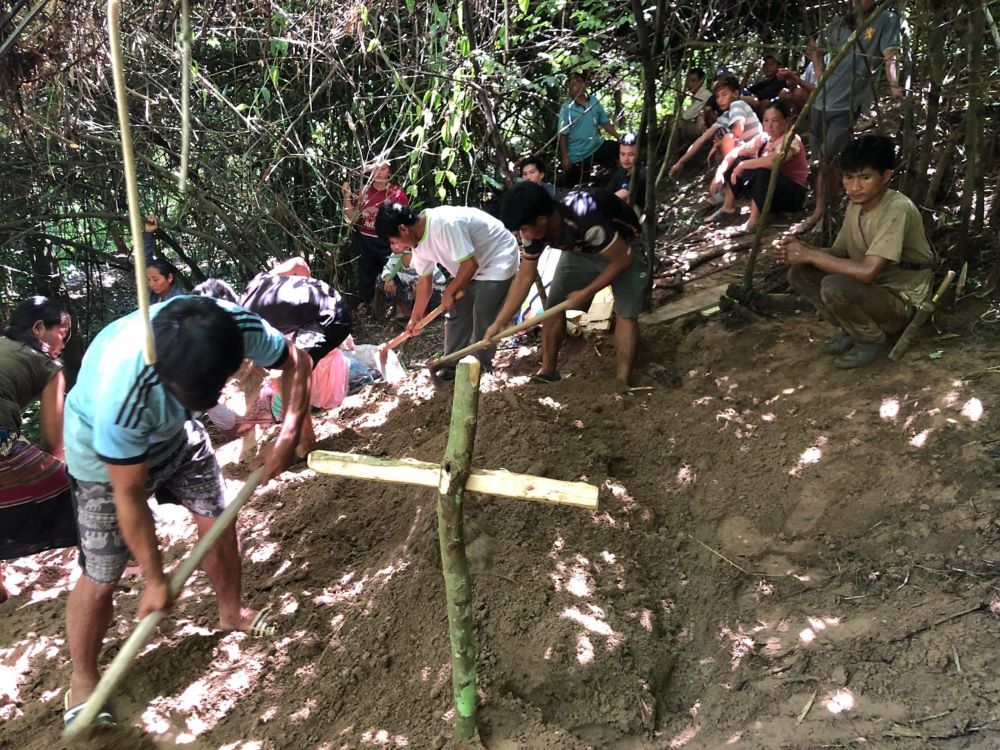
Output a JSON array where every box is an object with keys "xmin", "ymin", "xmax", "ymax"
[
  {"xmin": 558, "ymin": 72, "xmax": 620, "ymax": 187},
  {"xmin": 62, "ymin": 295, "xmax": 312, "ymax": 726}
]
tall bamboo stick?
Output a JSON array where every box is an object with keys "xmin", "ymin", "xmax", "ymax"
[
  {"xmin": 179, "ymin": 0, "xmax": 191, "ymax": 193},
  {"xmin": 108, "ymin": 0, "xmax": 155, "ymax": 365},
  {"xmin": 437, "ymin": 357, "xmax": 481, "ymax": 741},
  {"xmin": 738, "ymin": 0, "xmax": 896, "ymax": 297}
]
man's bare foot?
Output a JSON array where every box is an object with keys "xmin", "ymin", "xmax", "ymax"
[{"xmin": 220, "ymin": 606, "xmax": 275, "ymax": 638}]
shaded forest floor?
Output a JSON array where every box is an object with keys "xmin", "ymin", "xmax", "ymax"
[{"xmin": 2, "ymin": 195, "xmax": 999, "ymax": 750}]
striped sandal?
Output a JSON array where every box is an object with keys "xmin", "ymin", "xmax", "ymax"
[
  {"xmin": 63, "ymin": 690, "xmax": 115, "ymax": 728},
  {"xmin": 248, "ymin": 606, "xmax": 276, "ymax": 639}
]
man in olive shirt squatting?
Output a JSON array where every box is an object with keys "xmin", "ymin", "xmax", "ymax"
[
  {"xmin": 486, "ymin": 183, "xmax": 647, "ymax": 384},
  {"xmin": 774, "ymin": 135, "xmax": 935, "ymax": 369}
]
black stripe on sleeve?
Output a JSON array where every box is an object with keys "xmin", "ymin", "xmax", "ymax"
[
  {"xmin": 96, "ymin": 452, "xmax": 149, "ymax": 466},
  {"xmin": 115, "ymin": 366, "xmax": 158, "ymax": 428},
  {"xmin": 262, "ymin": 341, "xmax": 289, "ymax": 370}
]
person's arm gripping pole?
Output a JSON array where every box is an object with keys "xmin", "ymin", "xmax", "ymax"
[{"xmin": 108, "ymin": 0, "xmax": 155, "ymax": 365}]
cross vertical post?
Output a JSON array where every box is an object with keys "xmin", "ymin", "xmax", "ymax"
[{"xmin": 437, "ymin": 356, "xmax": 481, "ymax": 741}]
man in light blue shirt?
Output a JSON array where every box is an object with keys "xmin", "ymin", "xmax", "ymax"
[
  {"xmin": 62, "ymin": 295, "xmax": 312, "ymax": 727},
  {"xmin": 558, "ymin": 72, "xmax": 620, "ymax": 187}
]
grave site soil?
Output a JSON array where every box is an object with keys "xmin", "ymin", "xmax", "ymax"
[{"xmin": 2, "ymin": 256, "xmax": 1000, "ymax": 750}]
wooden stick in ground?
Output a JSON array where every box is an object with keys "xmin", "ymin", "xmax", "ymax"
[
  {"xmin": 438, "ymin": 356, "xmax": 481, "ymax": 741},
  {"xmin": 428, "ymin": 298, "xmax": 574, "ymax": 370},
  {"xmin": 379, "ymin": 295, "xmax": 458, "ymax": 364},
  {"xmin": 63, "ymin": 467, "xmax": 265, "ymax": 739},
  {"xmin": 108, "ymin": 0, "xmax": 155, "ymax": 365},
  {"xmin": 308, "ymin": 451, "xmax": 598, "ymax": 509}
]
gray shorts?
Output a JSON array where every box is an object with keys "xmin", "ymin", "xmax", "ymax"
[
  {"xmin": 547, "ymin": 235, "xmax": 648, "ymax": 319},
  {"xmin": 810, "ymin": 109, "xmax": 854, "ymax": 160},
  {"xmin": 72, "ymin": 419, "xmax": 225, "ymax": 585}
]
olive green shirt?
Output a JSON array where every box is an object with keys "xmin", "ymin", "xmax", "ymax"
[
  {"xmin": 831, "ymin": 189, "xmax": 934, "ymax": 307},
  {"xmin": 0, "ymin": 337, "xmax": 61, "ymax": 432}
]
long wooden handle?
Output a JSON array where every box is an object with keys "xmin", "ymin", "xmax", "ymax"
[
  {"xmin": 63, "ymin": 467, "xmax": 265, "ymax": 739},
  {"xmin": 888, "ymin": 270, "xmax": 955, "ymax": 362},
  {"xmin": 108, "ymin": 0, "xmax": 155, "ymax": 365},
  {"xmin": 382, "ymin": 298, "xmax": 452, "ymax": 352},
  {"xmin": 428, "ymin": 299, "xmax": 574, "ymax": 369}
]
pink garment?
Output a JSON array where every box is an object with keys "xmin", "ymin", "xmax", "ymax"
[
  {"xmin": 761, "ymin": 134, "xmax": 810, "ymax": 189},
  {"xmin": 308, "ymin": 348, "xmax": 351, "ymax": 409},
  {"xmin": 269, "ymin": 347, "xmax": 350, "ymax": 410}
]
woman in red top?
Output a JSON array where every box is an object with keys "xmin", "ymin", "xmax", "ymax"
[
  {"xmin": 709, "ymin": 98, "xmax": 810, "ymax": 234},
  {"xmin": 342, "ymin": 160, "xmax": 410, "ymax": 312}
]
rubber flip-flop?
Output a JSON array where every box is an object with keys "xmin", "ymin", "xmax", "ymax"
[
  {"xmin": 64, "ymin": 690, "xmax": 115, "ymax": 728},
  {"xmin": 248, "ymin": 606, "xmax": 276, "ymax": 639},
  {"xmin": 529, "ymin": 371, "xmax": 562, "ymax": 384}
]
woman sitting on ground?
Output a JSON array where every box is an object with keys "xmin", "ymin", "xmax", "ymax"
[
  {"xmin": 147, "ymin": 258, "xmax": 184, "ymax": 304},
  {"xmin": 0, "ymin": 297, "xmax": 79, "ymax": 602},
  {"xmin": 709, "ymin": 98, "xmax": 809, "ymax": 234}
]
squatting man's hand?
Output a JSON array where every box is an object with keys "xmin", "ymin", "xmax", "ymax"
[{"xmin": 772, "ymin": 236, "xmax": 812, "ymax": 265}]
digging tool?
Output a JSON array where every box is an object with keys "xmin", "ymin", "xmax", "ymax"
[
  {"xmin": 427, "ymin": 298, "xmax": 574, "ymax": 370},
  {"xmin": 888, "ymin": 270, "xmax": 956, "ymax": 362},
  {"xmin": 63, "ymin": 467, "xmax": 265, "ymax": 739},
  {"xmin": 378, "ymin": 292, "xmax": 462, "ymax": 367}
]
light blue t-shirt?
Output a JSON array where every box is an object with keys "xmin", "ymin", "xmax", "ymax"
[
  {"xmin": 814, "ymin": 10, "xmax": 901, "ymax": 112},
  {"xmin": 558, "ymin": 95, "xmax": 610, "ymax": 164},
  {"xmin": 64, "ymin": 296, "xmax": 288, "ymax": 482}
]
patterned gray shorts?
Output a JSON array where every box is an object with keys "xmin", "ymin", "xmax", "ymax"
[{"xmin": 72, "ymin": 420, "xmax": 225, "ymax": 585}]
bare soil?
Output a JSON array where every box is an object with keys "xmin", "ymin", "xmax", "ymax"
[{"xmin": 2, "ymin": 252, "xmax": 999, "ymax": 750}]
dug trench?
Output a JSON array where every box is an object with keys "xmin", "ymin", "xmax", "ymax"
[{"xmin": 1, "ymin": 306, "xmax": 998, "ymax": 750}]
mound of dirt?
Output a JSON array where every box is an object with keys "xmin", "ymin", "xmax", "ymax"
[{"xmin": 2, "ymin": 296, "xmax": 998, "ymax": 750}]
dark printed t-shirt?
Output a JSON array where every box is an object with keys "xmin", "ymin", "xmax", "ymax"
[
  {"xmin": 605, "ymin": 166, "xmax": 649, "ymax": 209},
  {"xmin": 523, "ymin": 189, "xmax": 641, "ymax": 260},
  {"xmin": 240, "ymin": 273, "xmax": 350, "ymax": 335},
  {"xmin": 0, "ymin": 337, "xmax": 61, "ymax": 432},
  {"xmin": 748, "ymin": 77, "xmax": 786, "ymax": 102}
]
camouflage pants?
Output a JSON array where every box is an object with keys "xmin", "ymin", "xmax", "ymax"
[{"xmin": 788, "ymin": 265, "xmax": 913, "ymax": 345}]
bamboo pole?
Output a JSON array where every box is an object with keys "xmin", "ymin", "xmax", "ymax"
[
  {"xmin": 108, "ymin": 0, "xmax": 155, "ymax": 365},
  {"xmin": 63, "ymin": 467, "xmax": 265, "ymax": 739},
  {"xmin": 429, "ymin": 298, "xmax": 573, "ymax": 369},
  {"xmin": 308, "ymin": 452, "xmax": 599, "ymax": 509},
  {"xmin": 438, "ymin": 356, "xmax": 481, "ymax": 741},
  {"xmin": 738, "ymin": 0, "xmax": 896, "ymax": 298},
  {"xmin": 179, "ymin": 0, "xmax": 191, "ymax": 193}
]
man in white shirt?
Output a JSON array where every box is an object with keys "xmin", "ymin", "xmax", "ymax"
[{"xmin": 375, "ymin": 202, "xmax": 519, "ymax": 379}]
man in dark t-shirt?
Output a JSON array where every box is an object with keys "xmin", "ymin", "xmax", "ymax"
[
  {"xmin": 240, "ymin": 258, "xmax": 352, "ymax": 365},
  {"xmin": 604, "ymin": 134, "xmax": 648, "ymax": 211},
  {"xmin": 747, "ymin": 53, "xmax": 788, "ymax": 111},
  {"xmin": 485, "ymin": 182, "xmax": 648, "ymax": 384}
]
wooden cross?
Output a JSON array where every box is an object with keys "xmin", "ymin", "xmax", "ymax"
[{"xmin": 308, "ymin": 356, "xmax": 598, "ymax": 742}]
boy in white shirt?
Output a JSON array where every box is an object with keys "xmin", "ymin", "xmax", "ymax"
[{"xmin": 375, "ymin": 202, "xmax": 519, "ymax": 379}]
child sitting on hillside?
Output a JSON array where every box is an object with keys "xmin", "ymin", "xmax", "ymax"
[{"xmin": 668, "ymin": 75, "xmax": 762, "ymax": 216}]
